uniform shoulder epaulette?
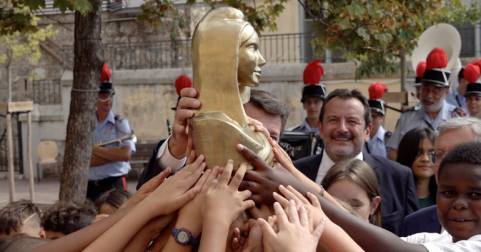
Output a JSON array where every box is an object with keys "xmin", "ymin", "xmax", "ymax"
[
  {"xmin": 384, "ymin": 131, "xmax": 393, "ymax": 138},
  {"xmin": 114, "ymin": 114, "xmax": 125, "ymax": 121}
]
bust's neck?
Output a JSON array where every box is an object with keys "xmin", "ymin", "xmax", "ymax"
[{"xmin": 239, "ymin": 86, "xmax": 250, "ymax": 104}]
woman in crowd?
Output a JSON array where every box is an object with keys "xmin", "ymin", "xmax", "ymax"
[
  {"xmin": 396, "ymin": 127, "xmax": 437, "ymax": 208},
  {"xmin": 321, "ymin": 159, "xmax": 382, "ymax": 226}
]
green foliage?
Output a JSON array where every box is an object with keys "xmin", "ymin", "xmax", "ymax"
[
  {"xmin": 139, "ymin": 0, "xmax": 288, "ymax": 33},
  {"xmin": 305, "ymin": 0, "xmax": 481, "ymax": 78},
  {"xmin": 0, "ymin": 1, "xmax": 38, "ymax": 35},
  {"xmin": 0, "ymin": 17, "xmax": 56, "ymax": 66},
  {"xmin": 1, "ymin": 0, "xmax": 93, "ymax": 35}
]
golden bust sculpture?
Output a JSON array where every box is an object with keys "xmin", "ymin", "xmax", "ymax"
[{"xmin": 191, "ymin": 7, "xmax": 273, "ymax": 168}]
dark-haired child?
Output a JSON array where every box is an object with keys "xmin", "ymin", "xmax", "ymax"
[
  {"xmin": 42, "ymin": 202, "xmax": 96, "ymax": 239},
  {"xmin": 0, "ymin": 200, "xmax": 44, "ymax": 239}
]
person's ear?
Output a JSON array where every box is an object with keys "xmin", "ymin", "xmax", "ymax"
[
  {"xmin": 370, "ymin": 196, "xmax": 381, "ymax": 216},
  {"xmin": 364, "ymin": 122, "xmax": 371, "ymax": 141},
  {"xmin": 318, "ymin": 121, "xmax": 324, "ymax": 139}
]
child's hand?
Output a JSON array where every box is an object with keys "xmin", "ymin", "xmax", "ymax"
[
  {"xmin": 202, "ymin": 161, "xmax": 255, "ymax": 225},
  {"xmin": 143, "ymin": 154, "xmax": 207, "ymax": 216},
  {"xmin": 173, "ymin": 166, "xmax": 219, "ymax": 236},
  {"xmin": 122, "ymin": 167, "xmax": 172, "ymax": 209},
  {"xmin": 247, "ymin": 116, "xmax": 270, "ymax": 139},
  {"xmin": 274, "ymin": 185, "xmax": 327, "ymax": 231},
  {"xmin": 258, "ymin": 201, "xmax": 325, "ymax": 252}
]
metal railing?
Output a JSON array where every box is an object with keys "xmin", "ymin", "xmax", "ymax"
[
  {"xmin": 0, "ymin": 115, "xmax": 23, "ymax": 173},
  {"xmin": 30, "ymin": 80, "xmax": 62, "ymax": 105},
  {"xmin": 61, "ymin": 33, "xmax": 334, "ymax": 70}
]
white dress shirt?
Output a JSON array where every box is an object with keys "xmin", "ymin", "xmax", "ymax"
[{"xmin": 315, "ymin": 150, "xmax": 363, "ymax": 184}]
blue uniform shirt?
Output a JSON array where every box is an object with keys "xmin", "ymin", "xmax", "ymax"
[
  {"xmin": 291, "ymin": 119, "xmax": 319, "ymax": 136},
  {"xmin": 446, "ymin": 88, "xmax": 467, "ymax": 112},
  {"xmin": 367, "ymin": 126, "xmax": 388, "ymax": 158},
  {"xmin": 387, "ymin": 101, "xmax": 457, "ymax": 150},
  {"xmin": 89, "ymin": 111, "xmax": 136, "ymax": 180}
]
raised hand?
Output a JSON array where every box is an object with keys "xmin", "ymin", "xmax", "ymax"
[
  {"xmin": 273, "ymin": 186, "xmax": 364, "ymax": 252},
  {"xmin": 199, "ymin": 161, "xmax": 255, "ymax": 252},
  {"xmin": 258, "ymin": 201, "xmax": 325, "ymax": 252},
  {"xmin": 202, "ymin": 161, "xmax": 255, "ymax": 223},
  {"xmin": 237, "ymin": 144, "xmax": 312, "ymax": 205},
  {"xmin": 273, "ymin": 185, "xmax": 327, "ymax": 231},
  {"xmin": 142, "ymin": 154, "xmax": 207, "ymax": 216},
  {"xmin": 247, "ymin": 116, "xmax": 270, "ymax": 138},
  {"xmin": 169, "ymin": 87, "xmax": 201, "ymax": 158},
  {"xmin": 121, "ymin": 168, "xmax": 172, "ymax": 209}
]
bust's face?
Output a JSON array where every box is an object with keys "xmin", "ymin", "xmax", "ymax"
[{"xmin": 238, "ymin": 25, "xmax": 266, "ymax": 87}]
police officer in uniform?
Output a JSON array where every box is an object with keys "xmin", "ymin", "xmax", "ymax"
[
  {"xmin": 291, "ymin": 60, "xmax": 327, "ymax": 136},
  {"xmin": 366, "ymin": 82, "xmax": 391, "ymax": 158},
  {"xmin": 387, "ymin": 48, "xmax": 462, "ymax": 160},
  {"xmin": 463, "ymin": 60, "xmax": 481, "ymax": 118},
  {"xmin": 446, "ymin": 67, "xmax": 468, "ymax": 112},
  {"xmin": 87, "ymin": 64, "xmax": 136, "ymax": 201},
  {"xmin": 290, "ymin": 60, "xmax": 327, "ymax": 155}
]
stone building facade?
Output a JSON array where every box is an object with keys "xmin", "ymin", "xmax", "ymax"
[{"xmin": 0, "ymin": 1, "xmax": 403, "ymax": 178}]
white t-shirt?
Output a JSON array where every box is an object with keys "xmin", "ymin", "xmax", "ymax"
[{"xmin": 401, "ymin": 230, "xmax": 481, "ymax": 252}]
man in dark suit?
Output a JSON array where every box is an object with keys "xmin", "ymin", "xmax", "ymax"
[
  {"xmin": 400, "ymin": 117, "xmax": 481, "ymax": 236},
  {"xmin": 294, "ymin": 89, "xmax": 418, "ymax": 235}
]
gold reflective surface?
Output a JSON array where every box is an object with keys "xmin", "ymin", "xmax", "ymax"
[{"xmin": 191, "ymin": 7, "xmax": 272, "ymax": 168}]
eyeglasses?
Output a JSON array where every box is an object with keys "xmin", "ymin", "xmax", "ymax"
[
  {"xmin": 432, "ymin": 150, "xmax": 446, "ymax": 164},
  {"xmin": 416, "ymin": 149, "xmax": 436, "ymax": 163}
]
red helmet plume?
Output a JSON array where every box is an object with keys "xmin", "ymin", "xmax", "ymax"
[
  {"xmin": 426, "ymin": 48, "xmax": 448, "ymax": 69},
  {"xmin": 303, "ymin": 60, "xmax": 324, "ymax": 85},
  {"xmin": 101, "ymin": 63, "xmax": 112, "ymax": 83},
  {"xmin": 416, "ymin": 61, "xmax": 426, "ymax": 79},
  {"xmin": 368, "ymin": 82, "xmax": 388, "ymax": 100},
  {"xmin": 175, "ymin": 75, "xmax": 192, "ymax": 95},
  {"xmin": 463, "ymin": 63, "xmax": 481, "ymax": 84}
]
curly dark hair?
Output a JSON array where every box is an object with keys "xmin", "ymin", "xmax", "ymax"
[
  {"xmin": 41, "ymin": 202, "xmax": 97, "ymax": 235},
  {"xmin": 0, "ymin": 200, "xmax": 41, "ymax": 236},
  {"xmin": 439, "ymin": 141, "xmax": 481, "ymax": 176}
]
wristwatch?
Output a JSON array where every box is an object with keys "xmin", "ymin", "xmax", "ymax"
[{"xmin": 171, "ymin": 227, "xmax": 199, "ymax": 247}]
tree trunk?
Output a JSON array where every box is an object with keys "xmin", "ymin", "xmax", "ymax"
[
  {"xmin": 59, "ymin": 0, "xmax": 103, "ymax": 204},
  {"xmin": 400, "ymin": 50, "xmax": 406, "ymax": 93},
  {"xmin": 400, "ymin": 50, "xmax": 407, "ymax": 106}
]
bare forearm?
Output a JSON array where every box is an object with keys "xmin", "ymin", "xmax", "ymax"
[
  {"xmin": 198, "ymin": 218, "xmax": 230, "ymax": 252},
  {"xmin": 34, "ymin": 206, "xmax": 131, "ymax": 252},
  {"xmin": 84, "ymin": 201, "xmax": 156, "ymax": 252},
  {"xmin": 90, "ymin": 154, "xmax": 110, "ymax": 166},
  {"xmin": 317, "ymin": 194, "xmax": 425, "ymax": 252},
  {"xmin": 162, "ymin": 214, "xmax": 201, "ymax": 252},
  {"xmin": 93, "ymin": 146, "xmax": 131, "ymax": 162},
  {"xmin": 124, "ymin": 228, "xmax": 157, "ymax": 252},
  {"xmin": 124, "ymin": 216, "xmax": 174, "ymax": 252},
  {"xmin": 320, "ymin": 221, "xmax": 364, "ymax": 252}
]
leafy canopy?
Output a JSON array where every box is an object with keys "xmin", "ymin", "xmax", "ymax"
[{"xmin": 304, "ymin": 0, "xmax": 481, "ymax": 77}]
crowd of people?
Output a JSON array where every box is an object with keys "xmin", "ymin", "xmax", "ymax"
[{"xmin": 2, "ymin": 7, "xmax": 481, "ymax": 250}]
